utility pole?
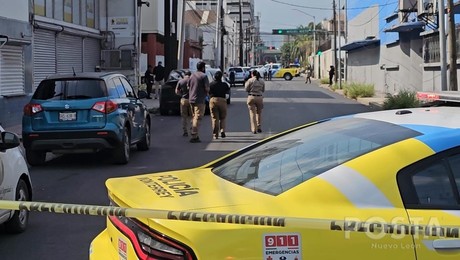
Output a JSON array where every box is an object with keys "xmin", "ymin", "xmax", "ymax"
[
  {"xmin": 447, "ymin": 0, "xmax": 458, "ymax": 91},
  {"xmin": 338, "ymin": 0, "xmax": 342, "ymax": 89},
  {"xmin": 439, "ymin": 0, "xmax": 448, "ymax": 91},
  {"xmin": 333, "ymin": 0, "xmax": 338, "ymax": 83},
  {"xmin": 164, "ymin": 0, "xmax": 172, "ymax": 77},
  {"xmin": 239, "ymin": 0, "xmax": 244, "ymax": 66},
  {"xmin": 220, "ymin": 3, "xmax": 225, "ymax": 70},
  {"xmin": 215, "ymin": 0, "xmax": 221, "ymax": 69}
]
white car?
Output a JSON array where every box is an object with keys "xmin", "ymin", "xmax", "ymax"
[{"xmin": 0, "ymin": 125, "xmax": 32, "ymax": 233}]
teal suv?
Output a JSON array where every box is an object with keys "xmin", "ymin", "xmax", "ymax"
[{"xmin": 22, "ymin": 72, "xmax": 151, "ymax": 166}]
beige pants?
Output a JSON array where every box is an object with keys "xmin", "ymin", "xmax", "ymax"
[
  {"xmin": 180, "ymin": 98, "xmax": 192, "ymax": 134},
  {"xmin": 247, "ymin": 95, "xmax": 263, "ymax": 132},
  {"xmin": 190, "ymin": 103, "xmax": 206, "ymax": 138},
  {"xmin": 154, "ymin": 80, "xmax": 163, "ymax": 96},
  {"xmin": 209, "ymin": 97, "xmax": 227, "ymax": 135}
]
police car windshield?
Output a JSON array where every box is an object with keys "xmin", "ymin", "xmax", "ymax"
[{"xmin": 212, "ymin": 117, "xmax": 421, "ymax": 195}]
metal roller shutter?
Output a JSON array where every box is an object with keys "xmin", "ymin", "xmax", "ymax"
[
  {"xmin": 0, "ymin": 46, "xmax": 25, "ymax": 96},
  {"xmin": 33, "ymin": 29, "xmax": 56, "ymax": 88},
  {"xmin": 57, "ymin": 34, "xmax": 83, "ymax": 74},
  {"xmin": 83, "ymin": 38, "xmax": 101, "ymax": 72}
]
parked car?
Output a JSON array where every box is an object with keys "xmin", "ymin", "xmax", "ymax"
[
  {"xmin": 0, "ymin": 125, "xmax": 32, "ymax": 233},
  {"xmin": 159, "ymin": 69, "xmax": 188, "ymax": 116},
  {"xmin": 91, "ymin": 107, "xmax": 460, "ymax": 259},
  {"xmin": 22, "ymin": 72, "xmax": 151, "ymax": 166},
  {"xmin": 227, "ymin": 66, "xmax": 245, "ymax": 85},
  {"xmin": 159, "ymin": 69, "xmax": 231, "ymax": 116}
]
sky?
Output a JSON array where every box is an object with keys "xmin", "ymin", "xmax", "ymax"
[{"xmin": 255, "ymin": 0, "xmax": 336, "ymax": 48}]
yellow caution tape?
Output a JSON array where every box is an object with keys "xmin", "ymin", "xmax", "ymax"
[
  {"xmin": 2, "ymin": 200, "xmax": 460, "ymax": 239},
  {"xmin": 0, "ymin": 200, "xmax": 328, "ymax": 228}
]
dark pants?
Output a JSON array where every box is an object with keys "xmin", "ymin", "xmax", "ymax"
[
  {"xmin": 329, "ymin": 75, "xmax": 334, "ymax": 85},
  {"xmin": 146, "ymin": 83, "xmax": 153, "ymax": 97}
]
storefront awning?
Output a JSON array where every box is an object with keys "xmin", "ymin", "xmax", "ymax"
[
  {"xmin": 383, "ymin": 21, "xmax": 425, "ymax": 32},
  {"xmin": 341, "ymin": 39, "xmax": 380, "ymax": 51}
]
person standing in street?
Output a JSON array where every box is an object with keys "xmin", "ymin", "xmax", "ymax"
[
  {"xmin": 188, "ymin": 61, "xmax": 210, "ymax": 143},
  {"xmin": 245, "ymin": 70, "xmax": 265, "ymax": 134},
  {"xmin": 208, "ymin": 70, "xmax": 230, "ymax": 139},
  {"xmin": 305, "ymin": 65, "xmax": 312, "ymax": 84},
  {"xmin": 175, "ymin": 71, "xmax": 192, "ymax": 137},
  {"xmin": 229, "ymin": 69, "xmax": 236, "ymax": 88},
  {"xmin": 153, "ymin": 61, "xmax": 165, "ymax": 99},
  {"xmin": 144, "ymin": 65, "xmax": 154, "ymax": 99},
  {"xmin": 328, "ymin": 65, "xmax": 335, "ymax": 86}
]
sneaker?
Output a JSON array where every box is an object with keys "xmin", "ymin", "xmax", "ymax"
[
  {"xmin": 257, "ymin": 128, "xmax": 262, "ymax": 133},
  {"xmin": 189, "ymin": 137, "xmax": 201, "ymax": 143},
  {"xmin": 253, "ymin": 131, "xmax": 257, "ymax": 134},
  {"xmin": 213, "ymin": 134, "xmax": 218, "ymax": 140},
  {"xmin": 220, "ymin": 132, "xmax": 226, "ymax": 138},
  {"xmin": 182, "ymin": 132, "xmax": 188, "ymax": 137}
]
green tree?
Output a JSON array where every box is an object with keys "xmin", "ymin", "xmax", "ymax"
[{"xmin": 280, "ymin": 23, "xmax": 321, "ymax": 66}]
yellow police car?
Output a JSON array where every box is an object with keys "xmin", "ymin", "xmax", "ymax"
[{"xmin": 90, "ymin": 107, "xmax": 460, "ymax": 259}]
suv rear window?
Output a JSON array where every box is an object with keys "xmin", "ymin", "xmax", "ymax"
[
  {"xmin": 230, "ymin": 67, "xmax": 243, "ymax": 73},
  {"xmin": 33, "ymin": 79, "xmax": 106, "ymax": 100}
]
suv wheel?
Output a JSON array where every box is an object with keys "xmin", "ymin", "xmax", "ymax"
[
  {"xmin": 284, "ymin": 73, "xmax": 293, "ymax": 81},
  {"xmin": 5, "ymin": 179, "xmax": 30, "ymax": 233},
  {"xmin": 137, "ymin": 119, "xmax": 151, "ymax": 151},
  {"xmin": 25, "ymin": 149, "xmax": 46, "ymax": 166},
  {"xmin": 113, "ymin": 128, "xmax": 130, "ymax": 164}
]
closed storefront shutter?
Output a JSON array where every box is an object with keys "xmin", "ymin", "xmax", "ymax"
[
  {"xmin": 57, "ymin": 34, "xmax": 83, "ymax": 74},
  {"xmin": 33, "ymin": 29, "xmax": 56, "ymax": 88},
  {"xmin": 83, "ymin": 37, "xmax": 101, "ymax": 72},
  {"xmin": 0, "ymin": 45, "xmax": 25, "ymax": 96}
]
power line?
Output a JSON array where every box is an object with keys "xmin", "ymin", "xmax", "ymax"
[{"xmin": 270, "ymin": 0, "xmax": 398, "ymax": 11}]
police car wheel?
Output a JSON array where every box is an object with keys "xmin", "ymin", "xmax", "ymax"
[{"xmin": 4, "ymin": 179, "xmax": 30, "ymax": 233}]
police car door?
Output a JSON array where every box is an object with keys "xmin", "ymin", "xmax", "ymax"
[{"xmin": 398, "ymin": 151, "xmax": 460, "ymax": 259}]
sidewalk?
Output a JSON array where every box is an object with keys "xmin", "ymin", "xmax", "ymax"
[
  {"xmin": 2, "ymin": 97, "xmax": 160, "ymax": 137},
  {"xmin": 317, "ymin": 82, "xmax": 386, "ymax": 110}
]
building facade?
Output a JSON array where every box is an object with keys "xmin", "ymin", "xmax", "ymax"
[{"xmin": 342, "ymin": 0, "xmax": 460, "ymax": 95}]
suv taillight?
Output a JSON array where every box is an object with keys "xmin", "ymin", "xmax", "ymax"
[
  {"xmin": 92, "ymin": 100, "xmax": 117, "ymax": 114},
  {"xmin": 24, "ymin": 103, "xmax": 43, "ymax": 116}
]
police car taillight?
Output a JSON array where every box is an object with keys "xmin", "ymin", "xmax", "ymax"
[{"xmin": 108, "ymin": 214, "xmax": 195, "ymax": 260}]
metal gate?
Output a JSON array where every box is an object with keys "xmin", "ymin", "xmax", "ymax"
[
  {"xmin": 83, "ymin": 37, "xmax": 101, "ymax": 72},
  {"xmin": 57, "ymin": 34, "xmax": 83, "ymax": 74},
  {"xmin": 0, "ymin": 45, "xmax": 25, "ymax": 96},
  {"xmin": 33, "ymin": 29, "xmax": 56, "ymax": 88}
]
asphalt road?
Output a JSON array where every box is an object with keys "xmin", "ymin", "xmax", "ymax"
[{"xmin": 0, "ymin": 77, "xmax": 374, "ymax": 260}]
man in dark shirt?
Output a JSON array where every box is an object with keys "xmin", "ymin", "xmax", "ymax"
[
  {"xmin": 229, "ymin": 69, "xmax": 235, "ymax": 88},
  {"xmin": 144, "ymin": 65, "xmax": 154, "ymax": 99},
  {"xmin": 188, "ymin": 61, "xmax": 210, "ymax": 143},
  {"xmin": 153, "ymin": 61, "xmax": 165, "ymax": 99},
  {"xmin": 175, "ymin": 71, "xmax": 192, "ymax": 137},
  {"xmin": 209, "ymin": 70, "xmax": 230, "ymax": 139}
]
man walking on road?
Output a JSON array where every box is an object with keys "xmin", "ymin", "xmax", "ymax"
[
  {"xmin": 175, "ymin": 71, "xmax": 192, "ymax": 137},
  {"xmin": 153, "ymin": 61, "xmax": 165, "ymax": 99},
  {"xmin": 188, "ymin": 61, "xmax": 210, "ymax": 143}
]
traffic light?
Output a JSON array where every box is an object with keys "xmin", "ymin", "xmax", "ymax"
[{"xmin": 272, "ymin": 29, "xmax": 285, "ymax": 35}]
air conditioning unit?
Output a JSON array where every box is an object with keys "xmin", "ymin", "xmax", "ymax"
[
  {"xmin": 101, "ymin": 50, "xmax": 133, "ymax": 69},
  {"xmin": 418, "ymin": 0, "xmax": 434, "ymax": 15}
]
